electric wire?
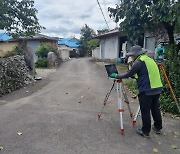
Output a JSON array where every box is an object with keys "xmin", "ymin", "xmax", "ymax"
[{"xmin": 96, "ymin": 0, "xmax": 110, "ymax": 29}]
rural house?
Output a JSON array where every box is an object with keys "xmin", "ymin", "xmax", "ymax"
[
  {"xmin": 92, "ymin": 29, "xmax": 132, "ymax": 61},
  {"xmin": 92, "ymin": 28, "xmax": 180, "ymax": 61},
  {"xmin": 58, "ymin": 38, "xmax": 79, "ymax": 60}
]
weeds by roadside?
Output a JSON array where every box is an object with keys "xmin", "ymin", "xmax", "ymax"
[{"xmin": 124, "ymin": 79, "xmax": 138, "ymax": 95}]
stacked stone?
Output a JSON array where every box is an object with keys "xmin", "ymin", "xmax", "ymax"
[{"xmin": 0, "ymin": 55, "xmax": 35, "ymax": 95}]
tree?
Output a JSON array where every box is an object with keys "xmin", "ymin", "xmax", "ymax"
[
  {"xmin": 87, "ymin": 39, "xmax": 100, "ymax": 56},
  {"xmin": 79, "ymin": 24, "xmax": 96, "ymax": 56},
  {"xmin": 108, "ymin": 0, "xmax": 180, "ymax": 44},
  {"xmin": 0, "ymin": 0, "xmax": 44, "ymax": 37}
]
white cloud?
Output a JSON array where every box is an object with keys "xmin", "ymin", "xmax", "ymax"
[{"xmin": 34, "ymin": 0, "xmax": 118, "ymax": 38}]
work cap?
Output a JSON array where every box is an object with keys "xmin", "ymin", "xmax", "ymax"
[{"xmin": 127, "ymin": 45, "xmax": 146, "ymax": 57}]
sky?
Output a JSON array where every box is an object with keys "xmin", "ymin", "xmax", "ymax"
[{"xmin": 34, "ymin": 0, "xmax": 119, "ymax": 38}]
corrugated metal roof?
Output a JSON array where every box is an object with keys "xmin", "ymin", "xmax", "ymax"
[
  {"xmin": 58, "ymin": 38, "xmax": 79, "ymax": 48},
  {"xmin": 0, "ymin": 33, "xmax": 12, "ymax": 41}
]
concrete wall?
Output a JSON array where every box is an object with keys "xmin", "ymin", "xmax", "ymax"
[
  {"xmin": 26, "ymin": 40, "xmax": 40, "ymax": 62},
  {"xmin": 92, "ymin": 47, "xmax": 100, "ymax": 59},
  {"xmin": 0, "ymin": 42, "xmax": 18, "ymax": 57},
  {"xmin": 58, "ymin": 45, "xmax": 70, "ymax": 61},
  {"xmin": 60, "ymin": 50, "xmax": 70, "ymax": 60},
  {"xmin": 100, "ymin": 36, "xmax": 119, "ymax": 60}
]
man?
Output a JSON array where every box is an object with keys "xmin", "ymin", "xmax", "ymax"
[{"xmin": 110, "ymin": 45, "xmax": 163, "ymax": 138}]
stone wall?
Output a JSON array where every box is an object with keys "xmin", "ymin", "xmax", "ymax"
[{"xmin": 0, "ymin": 55, "xmax": 35, "ymax": 95}]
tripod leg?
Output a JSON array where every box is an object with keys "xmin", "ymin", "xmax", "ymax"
[
  {"xmin": 98, "ymin": 80, "xmax": 116, "ymax": 119},
  {"xmin": 117, "ymin": 81, "xmax": 124, "ymax": 135},
  {"xmin": 122, "ymin": 83, "xmax": 133, "ymax": 118},
  {"xmin": 159, "ymin": 64, "xmax": 180, "ymax": 112},
  {"xmin": 132, "ymin": 105, "xmax": 140, "ymax": 126}
]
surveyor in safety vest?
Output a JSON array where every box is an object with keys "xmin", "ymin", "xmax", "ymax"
[{"xmin": 110, "ymin": 45, "xmax": 163, "ymax": 138}]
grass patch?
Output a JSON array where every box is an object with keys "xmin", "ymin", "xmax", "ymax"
[{"xmin": 124, "ymin": 79, "xmax": 138, "ymax": 95}]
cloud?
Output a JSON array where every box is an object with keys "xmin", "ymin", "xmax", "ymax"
[{"xmin": 34, "ymin": 0, "xmax": 117, "ymax": 38}]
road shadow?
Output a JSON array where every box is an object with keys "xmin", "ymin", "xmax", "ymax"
[{"xmin": 0, "ymin": 78, "xmax": 51, "ymax": 104}]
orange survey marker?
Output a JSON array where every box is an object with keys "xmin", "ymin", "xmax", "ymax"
[{"xmin": 157, "ymin": 63, "xmax": 180, "ymax": 112}]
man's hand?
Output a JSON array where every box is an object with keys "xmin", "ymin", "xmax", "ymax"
[{"xmin": 109, "ymin": 73, "xmax": 117, "ymax": 78}]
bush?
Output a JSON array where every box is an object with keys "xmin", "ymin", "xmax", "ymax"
[
  {"xmin": 160, "ymin": 44, "xmax": 180, "ymax": 114},
  {"xmin": 12, "ymin": 45, "xmax": 23, "ymax": 55},
  {"xmin": 35, "ymin": 58, "xmax": 48, "ymax": 68},
  {"xmin": 35, "ymin": 43, "xmax": 57, "ymax": 58}
]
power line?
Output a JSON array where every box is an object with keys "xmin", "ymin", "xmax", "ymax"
[
  {"xmin": 96, "ymin": 0, "xmax": 110, "ymax": 29},
  {"xmin": 102, "ymin": 0, "xmax": 110, "ymax": 18}
]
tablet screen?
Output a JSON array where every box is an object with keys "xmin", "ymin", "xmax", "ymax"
[{"xmin": 105, "ymin": 64, "xmax": 118, "ymax": 77}]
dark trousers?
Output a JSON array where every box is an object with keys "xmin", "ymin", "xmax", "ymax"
[{"xmin": 138, "ymin": 93, "xmax": 162, "ymax": 134}]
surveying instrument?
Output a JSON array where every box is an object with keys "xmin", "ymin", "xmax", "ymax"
[{"xmin": 97, "ymin": 64, "xmax": 137, "ymax": 135}]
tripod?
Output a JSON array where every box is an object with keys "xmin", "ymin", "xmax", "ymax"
[{"xmin": 98, "ymin": 79, "xmax": 133, "ymax": 135}]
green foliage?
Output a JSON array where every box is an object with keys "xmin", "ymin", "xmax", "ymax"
[
  {"xmin": 87, "ymin": 39, "xmax": 100, "ymax": 50},
  {"xmin": 35, "ymin": 43, "xmax": 57, "ymax": 58},
  {"xmin": 12, "ymin": 45, "xmax": 23, "ymax": 55},
  {"xmin": 79, "ymin": 24, "xmax": 96, "ymax": 56},
  {"xmin": 0, "ymin": 0, "xmax": 44, "ymax": 37},
  {"xmin": 160, "ymin": 44, "xmax": 180, "ymax": 114},
  {"xmin": 124, "ymin": 79, "xmax": 138, "ymax": 95},
  {"xmin": 35, "ymin": 58, "xmax": 48, "ymax": 68},
  {"xmin": 108, "ymin": 0, "xmax": 179, "ymax": 44}
]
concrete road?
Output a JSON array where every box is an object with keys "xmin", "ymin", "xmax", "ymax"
[{"xmin": 0, "ymin": 58, "xmax": 179, "ymax": 154}]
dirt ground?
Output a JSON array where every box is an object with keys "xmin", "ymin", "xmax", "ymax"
[{"xmin": 35, "ymin": 68, "xmax": 57, "ymax": 79}]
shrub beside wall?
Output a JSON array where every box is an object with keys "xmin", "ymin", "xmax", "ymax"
[
  {"xmin": 35, "ymin": 43, "xmax": 59, "ymax": 68},
  {"xmin": 35, "ymin": 58, "xmax": 48, "ymax": 68}
]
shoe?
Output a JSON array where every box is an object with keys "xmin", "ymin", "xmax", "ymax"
[
  {"xmin": 153, "ymin": 127, "xmax": 161, "ymax": 134},
  {"xmin": 136, "ymin": 128, "xmax": 150, "ymax": 138}
]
